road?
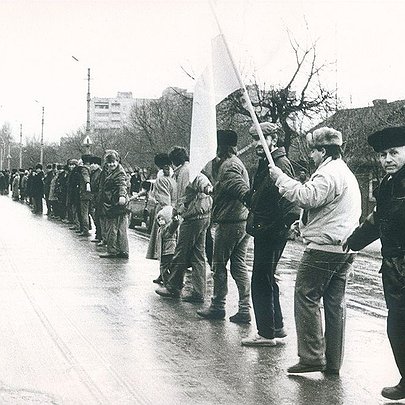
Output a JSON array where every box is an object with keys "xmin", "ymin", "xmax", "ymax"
[{"xmin": 0, "ymin": 195, "xmax": 398, "ymax": 405}]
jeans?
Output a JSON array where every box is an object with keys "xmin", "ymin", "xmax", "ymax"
[
  {"xmin": 251, "ymin": 236, "xmax": 287, "ymax": 339},
  {"xmin": 210, "ymin": 222, "xmax": 251, "ymax": 313},
  {"xmin": 294, "ymin": 249, "xmax": 355, "ymax": 370},
  {"xmin": 104, "ymin": 214, "xmax": 129, "ymax": 255},
  {"xmin": 387, "ymin": 309, "xmax": 405, "ymax": 385},
  {"xmin": 166, "ymin": 217, "xmax": 210, "ymax": 298}
]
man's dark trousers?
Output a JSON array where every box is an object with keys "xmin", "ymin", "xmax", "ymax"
[{"xmin": 251, "ymin": 235, "xmax": 287, "ymax": 339}]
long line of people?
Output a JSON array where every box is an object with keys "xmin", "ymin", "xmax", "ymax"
[{"xmin": 1, "ymin": 124, "xmax": 404, "ymax": 401}]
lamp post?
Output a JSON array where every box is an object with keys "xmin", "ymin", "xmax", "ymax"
[
  {"xmin": 6, "ymin": 143, "xmax": 11, "ymax": 170},
  {"xmin": 72, "ymin": 57, "xmax": 91, "ymax": 134},
  {"xmin": 34, "ymin": 100, "xmax": 45, "ymax": 165},
  {"xmin": 19, "ymin": 123, "xmax": 23, "ymax": 169},
  {"xmin": 0, "ymin": 136, "xmax": 4, "ymax": 171}
]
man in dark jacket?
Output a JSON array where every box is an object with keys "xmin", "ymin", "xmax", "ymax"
[
  {"xmin": 43, "ymin": 164, "xmax": 54, "ymax": 215},
  {"xmin": 31, "ymin": 164, "xmax": 44, "ymax": 214},
  {"xmin": 242, "ymin": 122, "xmax": 299, "ymax": 346},
  {"xmin": 77, "ymin": 155, "xmax": 92, "ymax": 237},
  {"xmin": 197, "ymin": 130, "xmax": 251, "ymax": 323},
  {"xmin": 90, "ymin": 156, "xmax": 103, "ymax": 242},
  {"xmin": 346, "ymin": 126, "xmax": 405, "ymax": 401}
]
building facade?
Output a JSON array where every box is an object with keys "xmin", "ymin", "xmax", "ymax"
[{"xmin": 90, "ymin": 92, "xmax": 147, "ymax": 131}]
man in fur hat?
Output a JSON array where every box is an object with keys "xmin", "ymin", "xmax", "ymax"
[
  {"xmin": 345, "ymin": 126, "xmax": 405, "ymax": 400},
  {"xmin": 268, "ymin": 127, "xmax": 361, "ymax": 375}
]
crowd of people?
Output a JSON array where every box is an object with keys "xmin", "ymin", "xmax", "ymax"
[{"xmin": 1, "ymin": 123, "xmax": 404, "ymax": 401}]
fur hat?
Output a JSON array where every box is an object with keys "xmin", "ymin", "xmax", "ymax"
[
  {"xmin": 91, "ymin": 156, "xmax": 102, "ymax": 165},
  {"xmin": 104, "ymin": 150, "xmax": 120, "ymax": 163},
  {"xmin": 68, "ymin": 159, "xmax": 78, "ymax": 166},
  {"xmin": 156, "ymin": 206, "xmax": 173, "ymax": 224},
  {"xmin": 154, "ymin": 153, "xmax": 171, "ymax": 168},
  {"xmin": 249, "ymin": 122, "xmax": 279, "ymax": 138},
  {"xmin": 368, "ymin": 126, "xmax": 405, "ymax": 152},
  {"xmin": 81, "ymin": 154, "xmax": 93, "ymax": 164},
  {"xmin": 306, "ymin": 127, "xmax": 342, "ymax": 148},
  {"xmin": 217, "ymin": 130, "xmax": 238, "ymax": 146}
]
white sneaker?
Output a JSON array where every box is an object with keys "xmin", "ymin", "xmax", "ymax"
[{"xmin": 241, "ymin": 334, "xmax": 279, "ymax": 347}]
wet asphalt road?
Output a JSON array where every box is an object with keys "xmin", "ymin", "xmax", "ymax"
[{"xmin": 0, "ymin": 196, "xmax": 400, "ymax": 405}]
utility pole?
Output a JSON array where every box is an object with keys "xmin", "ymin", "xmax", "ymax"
[
  {"xmin": 86, "ymin": 68, "xmax": 91, "ymax": 133},
  {"xmin": 40, "ymin": 106, "xmax": 44, "ymax": 165},
  {"xmin": 7, "ymin": 143, "xmax": 11, "ymax": 171},
  {"xmin": 19, "ymin": 123, "xmax": 23, "ymax": 169}
]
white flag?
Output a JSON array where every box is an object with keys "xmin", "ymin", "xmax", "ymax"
[{"xmin": 189, "ymin": 34, "xmax": 241, "ymax": 182}]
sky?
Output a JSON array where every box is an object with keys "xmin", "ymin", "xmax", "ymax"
[{"xmin": 1, "ymin": 0, "xmax": 405, "ymax": 144}]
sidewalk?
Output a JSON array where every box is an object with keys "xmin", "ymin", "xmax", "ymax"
[{"xmin": 0, "ymin": 196, "xmax": 400, "ymax": 404}]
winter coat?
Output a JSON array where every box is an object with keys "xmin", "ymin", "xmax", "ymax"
[
  {"xmin": 90, "ymin": 167, "xmax": 102, "ymax": 204},
  {"xmin": 346, "ymin": 166, "xmax": 405, "ymax": 310},
  {"xmin": 156, "ymin": 217, "xmax": 180, "ymax": 259},
  {"xmin": 78, "ymin": 165, "xmax": 92, "ymax": 201},
  {"xmin": 101, "ymin": 164, "xmax": 128, "ymax": 218},
  {"xmin": 43, "ymin": 171, "xmax": 54, "ymax": 198},
  {"xmin": 246, "ymin": 147, "xmax": 299, "ymax": 239},
  {"xmin": 181, "ymin": 173, "xmax": 212, "ymax": 221},
  {"xmin": 31, "ymin": 171, "xmax": 44, "ymax": 198},
  {"xmin": 173, "ymin": 161, "xmax": 190, "ymax": 212},
  {"xmin": 212, "ymin": 154, "xmax": 250, "ymax": 223},
  {"xmin": 151, "ymin": 175, "xmax": 177, "ymax": 211},
  {"xmin": 275, "ymin": 157, "xmax": 361, "ymax": 251}
]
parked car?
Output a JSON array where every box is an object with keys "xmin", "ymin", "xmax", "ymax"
[{"xmin": 128, "ymin": 179, "xmax": 156, "ymax": 232}]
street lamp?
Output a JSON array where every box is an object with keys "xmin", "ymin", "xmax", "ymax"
[
  {"xmin": 0, "ymin": 136, "xmax": 5, "ymax": 171},
  {"xmin": 72, "ymin": 56, "xmax": 91, "ymax": 134},
  {"xmin": 19, "ymin": 123, "xmax": 23, "ymax": 168},
  {"xmin": 34, "ymin": 100, "xmax": 45, "ymax": 165}
]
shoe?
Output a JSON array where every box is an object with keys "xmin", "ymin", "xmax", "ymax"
[
  {"xmin": 153, "ymin": 276, "xmax": 163, "ymax": 284},
  {"xmin": 116, "ymin": 252, "xmax": 129, "ymax": 259},
  {"xmin": 381, "ymin": 384, "xmax": 405, "ymax": 400},
  {"xmin": 182, "ymin": 293, "xmax": 204, "ymax": 303},
  {"xmin": 241, "ymin": 334, "xmax": 279, "ymax": 347},
  {"xmin": 155, "ymin": 286, "xmax": 180, "ymax": 299},
  {"xmin": 275, "ymin": 327, "xmax": 287, "ymax": 338},
  {"xmin": 99, "ymin": 252, "xmax": 118, "ymax": 258},
  {"xmin": 196, "ymin": 307, "xmax": 225, "ymax": 320},
  {"xmin": 323, "ymin": 368, "xmax": 340, "ymax": 376},
  {"xmin": 229, "ymin": 312, "xmax": 251, "ymax": 324},
  {"xmin": 287, "ymin": 363, "xmax": 326, "ymax": 374},
  {"xmin": 91, "ymin": 239, "xmax": 100, "ymax": 243}
]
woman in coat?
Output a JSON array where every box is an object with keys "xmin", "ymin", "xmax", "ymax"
[{"xmin": 99, "ymin": 150, "xmax": 129, "ymax": 259}]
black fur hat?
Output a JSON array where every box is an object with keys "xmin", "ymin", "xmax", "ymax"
[
  {"xmin": 368, "ymin": 126, "xmax": 405, "ymax": 152},
  {"xmin": 217, "ymin": 130, "xmax": 238, "ymax": 146}
]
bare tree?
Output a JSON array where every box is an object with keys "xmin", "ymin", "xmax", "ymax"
[{"xmin": 220, "ymin": 36, "xmax": 336, "ymax": 155}]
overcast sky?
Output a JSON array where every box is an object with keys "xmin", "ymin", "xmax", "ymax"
[{"xmin": 0, "ymin": 0, "xmax": 404, "ymax": 143}]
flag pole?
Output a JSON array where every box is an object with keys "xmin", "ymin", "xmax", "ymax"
[{"xmin": 208, "ymin": 1, "xmax": 275, "ymax": 166}]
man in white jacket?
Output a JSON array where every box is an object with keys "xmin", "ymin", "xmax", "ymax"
[{"xmin": 268, "ymin": 127, "xmax": 361, "ymax": 375}]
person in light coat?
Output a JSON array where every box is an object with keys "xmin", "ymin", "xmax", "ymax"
[{"xmin": 268, "ymin": 127, "xmax": 361, "ymax": 375}]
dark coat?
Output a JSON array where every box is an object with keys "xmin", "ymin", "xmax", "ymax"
[
  {"xmin": 212, "ymin": 154, "xmax": 250, "ymax": 223},
  {"xmin": 246, "ymin": 147, "xmax": 299, "ymax": 240},
  {"xmin": 31, "ymin": 171, "xmax": 44, "ymax": 197},
  {"xmin": 347, "ymin": 166, "xmax": 405, "ymax": 310},
  {"xmin": 101, "ymin": 164, "xmax": 128, "ymax": 218},
  {"xmin": 43, "ymin": 171, "xmax": 54, "ymax": 198},
  {"xmin": 78, "ymin": 165, "xmax": 92, "ymax": 201}
]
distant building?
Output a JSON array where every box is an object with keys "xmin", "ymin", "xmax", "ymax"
[{"xmin": 90, "ymin": 92, "xmax": 148, "ymax": 131}]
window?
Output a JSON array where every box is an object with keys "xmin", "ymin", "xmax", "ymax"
[{"xmin": 95, "ymin": 103, "xmax": 109, "ymax": 110}]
